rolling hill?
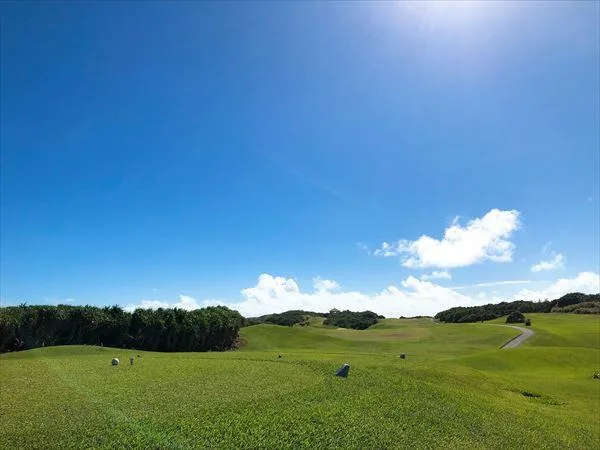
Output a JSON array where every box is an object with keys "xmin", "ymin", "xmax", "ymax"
[{"xmin": 1, "ymin": 314, "xmax": 598, "ymax": 449}]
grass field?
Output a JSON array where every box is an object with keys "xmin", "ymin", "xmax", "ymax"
[{"xmin": 1, "ymin": 313, "xmax": 598, "ymax": 449}]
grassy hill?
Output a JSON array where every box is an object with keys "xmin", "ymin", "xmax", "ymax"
[{"xmin": 1, "ymin": 314, "xmax": 598, "ymax": 448}]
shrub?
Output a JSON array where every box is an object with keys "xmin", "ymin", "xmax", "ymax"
[
  {"xmin": 506, "ymin": 311, "xmax": 525, "ymax": 324},
  {"xmin": 323, "ymin": 310, "xmax": 379, "ymax": 330},
  {"xmin": 247, "ymin": 310, "xmax": 327, "ymax": 327},
  {"xmin": 525, "ymin": 318, "xmax": 531, "ymax": 326}
]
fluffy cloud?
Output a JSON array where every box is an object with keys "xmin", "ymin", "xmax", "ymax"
[
  {"xmin": 375, "ymin": 209, "xmax": 521, "ymax": 269},
  {"xmin": 124, "ymin": 274, "xmax": 477, "ymax": 317},
  {"xmin": 225, "ymin": 273, "xmax": 475, "ymax": 317},
  {"xmin": 125, "ymin": 272, "xmax": 599, "ymax": 318},
  {"xmin": 531, "ymin": 253, "xmax": 565, "ymax": 272},
  {"xmin": 420, "ymin": 270, "xmax": 452, "ymax": 280},
  {"xmin": 515, "ymin": 272, "xmax": 599, "ymax": 301},
  {"xmin": 313, "ymin": 277, "xmax": 340, "ymax": 291}
]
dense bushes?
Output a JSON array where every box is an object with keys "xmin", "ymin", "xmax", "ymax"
[
  {"xmin": 323, "ymin": 309, "xmax": 382, "ymax": 330},
  {"xmin": 551, "ymin": 302, "xmax": 600, "ymax": 314},
  {"xmin": 262, "ymin": 310, "xmax": 312, "ymax": 327},
  {"xmin": 0, "ymin": 304, "xmax": 243, "ymax": 353},
  {"xmin": 506, "ymin": 311, "xmax": 525, "ymax": 323},
  {"xmin": 435, "ymin": 292, "xmax": 599, "ymax": 323},
  {"xmin": 553, "ymin": 292, "xmax": 597, "ymax": 308},
  {"xmin": 246, "ymin": 308, "xmax": 382, "ymax": 330},
  {"xmin": 244, "ymin": 310, "xmax": 327, "ymax": 327}
]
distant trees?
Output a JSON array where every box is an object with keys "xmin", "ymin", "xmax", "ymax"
[
  {"xmin": 243, "ymin": 309, "xmax": 383, "ymax": 330},
  {"xmin": 434, "ymin": 293, "xmax": 599, "ymax": 323},
  {"xmin": 0, "ymin": 304, "xmax": 243, "ymax": 353},
  {"xmin": 506, "ymin": 311, "xmax": 525, "ymax": 324},
  {"xmin": 263, "ymin": 311, "xmax": 308, "ymax": 327},
  {"xmin": 553, "ymin": 293, "xmax": 595, "ymax": 308},
  {"xmin": 551, "ymin": 302, "xmax": 600, "ymax": 314},
  {"xmin": 243, "ymin": 310, "xmax": 327, "ymax": 327},
  {"xmin": 323, "ymin": 309, "xmax": 381, "ymax": 330}
]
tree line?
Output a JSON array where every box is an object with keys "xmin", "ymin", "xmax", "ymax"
[
  {"xmin": 0, "ymin": 304, "xmax": 243, "ymax": 353},
  {"xmin": 434, "ymin": 292, "xmax": 600, "ymax": 323}
]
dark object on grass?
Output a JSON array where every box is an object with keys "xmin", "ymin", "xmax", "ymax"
[
  {"xmin": 506, "ymin": 311, "xmax": 525, "ymax": 324},
  {"xmin": 335, "ymin": 363, "xmax": 350, "ymax": 378},
  {"xmin": 593, "ymin": 372, "xmax": 600, "ymax": 380},
  {"xmin": 278, "ymin": 354, "xmax": 282, "ymax": 359},
  {"xmin": 521, "ymin": 391, "xmax": 541, "ymax": 398},
  {"xmin": 525, "ymin": 318, "xmax": 531, "ymax": 326},
  {"xmin": 399, "ymin": 353, "xmax": 406, "ymax": 359}
]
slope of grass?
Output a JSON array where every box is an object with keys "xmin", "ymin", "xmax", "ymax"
[{"xmin": 1, "ymin": 314, "xmax": 598, "ymax": 448}]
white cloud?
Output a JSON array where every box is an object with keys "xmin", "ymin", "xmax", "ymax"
[
  {"xmin": 531, "ymin": 253, "xmax": 565, "ymax": 272},
  {"xmin": 515, "ymin": 272, "xmax": 600, "ymax": 301},
  {"xmin": 374, "ymin": 209, "xmax": 521, "ymax": 269},
  {"xmin": 126, "ymin": 274, "xmax": 477, "ymax": 318},
  {"xmin": 124, "ymin": 272, "xmax": 599, "ymax": 318},
  {"xmin": 313, "ymin": 277, "xmax": 340, "ymax": 291},
  {"xmin": 375, "ymin": 241, "xmax": 397, "ymax": 257},
  {"xmin": 221, "ymin": 273, "xmax": 475, "ymax": 317},
  {"xmin": 420, "ymin": 270, "xmax": 452, "ymax": 280}
]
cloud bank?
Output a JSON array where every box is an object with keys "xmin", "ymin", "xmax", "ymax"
[
  {"xmin": 514, "ymin": 272, "xmax": 599, "ymax": 301},
  {"xmin": 125, "ymin": 271, "xmax": 599, "ymax": 318}
]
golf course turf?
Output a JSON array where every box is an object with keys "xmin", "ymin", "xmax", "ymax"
[{"xmin": 1, "ymin": 313, "xmax": 598, "ymax": 449}]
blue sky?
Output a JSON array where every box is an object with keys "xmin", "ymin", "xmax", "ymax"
[{"xmin": 1, "ymin": 1, "xmax": 598, "ymax": 316}]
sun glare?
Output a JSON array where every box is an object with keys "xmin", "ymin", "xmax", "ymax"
[{"xmin": 402, "ymin": 0, "xmax": 500, "ymax": 28}]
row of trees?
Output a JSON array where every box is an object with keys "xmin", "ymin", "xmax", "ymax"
[
  {"xmin": 434, "ymin": 292, "xmax": 600, "ymax": 323},
  {"xmin": 0, "ymin": 304, "xmax": 243, "ymax": 353}
]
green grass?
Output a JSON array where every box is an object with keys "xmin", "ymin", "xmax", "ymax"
[{"xmin": 1, "ymin": 314, "xmax": 598, "ymax": 449}]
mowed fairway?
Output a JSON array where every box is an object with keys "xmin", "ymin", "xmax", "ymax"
[{"xmin": 1, "ymin": 314, "xmax": 598, "ymax": 449}]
